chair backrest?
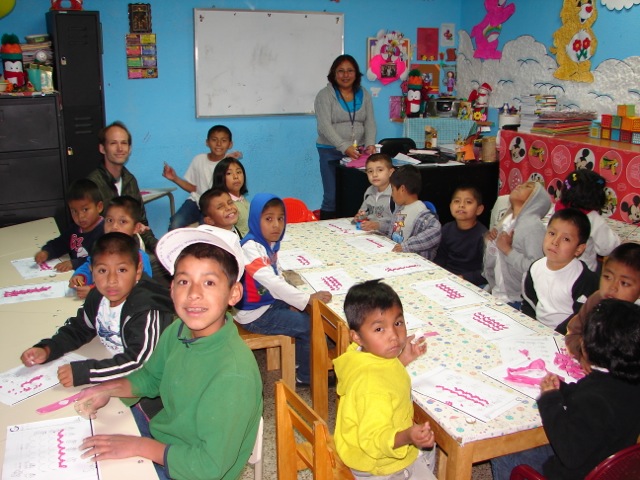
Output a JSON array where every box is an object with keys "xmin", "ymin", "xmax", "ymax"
[
  {"xmin": 378, "ymin": 137, "xmax": 417, "ymax": 158},
  {"xmin": 586, "ymin": 443, "xmax": 640, "ymax": 480},
  {"xmin": 283, "ymin": 197, "xmax": 318, "ymax": 224},
  {"xmin": 275, "ymin": 381, "xmax": 353, "ymax": 480},
  {"xmin": 247, "ymin": 416, "xmax": 264, "ymax": 480},
  {"xmin": 311, "ymin": 299, "xmax": 350, "ymax": 420}
]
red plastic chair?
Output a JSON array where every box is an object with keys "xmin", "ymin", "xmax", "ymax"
[
  {"xmin": 283, "ymin": 198, "xmax": 318, "ymax": 224},
  {"xmin": 510, "ymin": 444, "xmax": 640, "ymax": 480}
]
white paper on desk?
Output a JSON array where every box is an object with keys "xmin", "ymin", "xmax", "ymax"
[
  {"xmin": 497, "ymin": 335, "xmax": 560, "ymax": 364},
  {"xmin": 403, "ymin": 312, "xmax": 434, "ymax": 331},
  {"xmin": 0, "ymin": 353, "xmax": 86, "ymax": 406},
  {"xmin": 343, "ymin": 235, "xmax": 396, "ymax": 254},
  {"xmin": 447, "ymin": 305, "xmax": 535, "ymax": 341},
  {"xmin": 322, "ymin": 218, "xmax": 367, "ymax": 235},
  {"xmin": 301, "ymin": 268, "xmax": 357, "ymax": 295},
  {"xmin": 11, "ymin": 256, "xmax": 70, "ymax": 280},
  {"xmin": 412, "ymin": 367, "xmax": 519, "ymax": 423},
  {"xmin": 412, "ymin": 278, "xmax": 486, "ymax": 309},
  {"xmin": 0, "ymin": 281, "xmax": 71, "ymax": 305},
  {"xmin": 392, "ymin": 153, "xmax": 421, "ymax": 165},
  {"xmin": 3, "ymin": 416, "xmax": 98, "ymax": 480},
  {"xmin": 278, "ymin": 249, "xmax": 324, "ymax": 270},
  {"xmin": 362, "ymin": 257, "xmax": 436, "ymax": 278}
]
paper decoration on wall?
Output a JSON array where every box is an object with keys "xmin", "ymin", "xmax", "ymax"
[
  {"xmin": 601, "ymin": 0, "xmax": 640, "ymax": 10},
  {"xmin": 126, "ymin": 33, "xmax": 158, "ymax": 79},
  {"xmin": 470, "ymin": 0, "xmax": 516, "ymax": 60},
  {"xmin": 0, "ymin": 0, "xmax": 15, "ymax": 19},
  {"xmin": 366, "ymin": 30, "xmax": 410, "ymax": 85},
  {"xmin": 551, "ymin": 0, "xmax": 598, "ymax": 83},
  {"xmin": 440, "ymin": 23, "xmax": 455, "ymax": 48},
  {"xmin": 417, "ymin": 27, "xmax": 439, "ymax": 61}
]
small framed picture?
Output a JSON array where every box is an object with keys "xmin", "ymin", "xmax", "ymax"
[{"xmin": 129, "ymin": 3, "xmax": 152, "ymax": 34}]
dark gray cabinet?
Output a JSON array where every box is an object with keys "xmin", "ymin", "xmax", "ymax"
[{"xmin": 0, "ymin": 94, "xmax": 68, "ymax": 229}]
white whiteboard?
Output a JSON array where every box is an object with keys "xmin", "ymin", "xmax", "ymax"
[{"xmin": 194, "ymin": 9, "xmax": 344, "ymax": 117}]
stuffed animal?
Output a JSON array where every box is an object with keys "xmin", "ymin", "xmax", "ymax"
[
  {"xmin": 366, "ymin": 30, "xmax": 409, "ymax": 85},
  {"xmin": 470, "ymin": 0, "xmax": 516, "ymax": 60},
  {"xmin": 1, "ymin": 33, "xmax": 26, "ymax": 87},
  {"xmin": 468, "ymin": 82, "xmax": 492, "ymax": 121},
  {"xmin": 550, "ymin": 0, "xmax": 598, "ymax": 83},
  {"xmin": 404, "ymin": 70, "xmax": 424, "ymax": 118}
]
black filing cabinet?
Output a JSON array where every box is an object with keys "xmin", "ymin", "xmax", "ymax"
[
  {"xmin": 0, "ymin": 94, "xmax": 68, "ymax": 229},
  {"xmin": 47, "ymin": 10, "xmax": 105, "ymax": 184}
]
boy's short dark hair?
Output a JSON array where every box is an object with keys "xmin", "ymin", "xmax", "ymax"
[
  {"xmin": 390, "ymin": 165, "xmax": 422, "ymax": 196},
  {"xmin": 67, "ymin": 179, "xmax": 102, "ymax": 204},
  {"xmin": 583, "ymin": 299, "xmax": 640, "ymax": 384},
  {"xmin": 207, "ymin": 125, "xmax": 232, "ymax": 142},
  {"xmin": 98, "ymin": 121, "xmax": 132, "ymax": 146},
  {"xmin": 198, "ymin": 187, "xmax": 229, "ymax": 213},
  {"xmin": 91, "ymin": 232, "xmax": 139, "ymax": 266},
  {"xmin": 607, "ymin": 243, "xmax": 640, "ymax": 273},
  {"xmin": 106, "ymin": 195, "xmax": 142, "ymax": 223},
  {"xmin": 366, "ymin": 153, "xmax": 393, "ymax": 169},
  {"xmin": 344, "ymin": 279, "xmax": 403, "ymax": 331},
  {"xmin": 212, "ymin": 158, "xmax": 248, "ymax": 195},
  {"xmin": 452, "ymin": 185, "xmax": 483, "ymax": 205},
  {"xmin": 174, "ymin": 243, "xmax": 238, "ymax": 288},
  {"xmin": 548, "ymin": 208, "xmax": 591, "ymax": 245}
]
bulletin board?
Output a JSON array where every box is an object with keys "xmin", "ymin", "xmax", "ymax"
[{"xmin": 194, "ymin": 9, "xmax": 344, "ymax": 117}]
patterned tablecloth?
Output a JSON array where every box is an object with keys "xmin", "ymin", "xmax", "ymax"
[{"xmin": 281, "ymin": 220, "xmax": 559, "ymax": 446}]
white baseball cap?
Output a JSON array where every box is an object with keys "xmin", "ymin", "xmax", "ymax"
[{"xmin": 156, "ymin": 225, "xmax": 244, "ymax": 281}]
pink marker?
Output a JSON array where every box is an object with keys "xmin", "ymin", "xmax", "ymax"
[{"xmin": 36, "ymin": 392, "xmax": 82, "ymax": 414}]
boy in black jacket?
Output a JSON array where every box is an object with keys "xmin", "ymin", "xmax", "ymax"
[{"xmin": 21, "ymin": 232, "xmax": 174, "ymax": 388}]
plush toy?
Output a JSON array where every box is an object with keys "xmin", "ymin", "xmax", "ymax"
[
  {"xmin": 470, "ymin": 0, "xmax": 516, "ymax": 60},
  {"xmin": 366, "ymin": 30, "xmax": 409, "ymax": 85},
  {"xmin": 550, "ymin": 0, "xmax": 598, "ymax": 83},
  {"xmin": 50, "ymin": 0, "xmax": 83, "ymax": 11},
  {"xmin": 468, "ymin": 82, "xmax": 492, "ymax": 121},
  {"xmin": 404, "ymin": 70, "xmax": 424, "ymax": 118},
  {"xmin": 1, "ymin": 33, "xmax": 26, "ymax": 88}
]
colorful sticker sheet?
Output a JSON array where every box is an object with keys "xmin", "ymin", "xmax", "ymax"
[
  {"xmin": 277, "ymin": 249, "xmax": 324, "ymax": 271},
  {"xmin": 0, "ymin": 281, "xmax": 71, "ymax": 305},
  {"xmin": 362, "ymin": 257, "xmax": 436, "ymax": 278},
  {"xmin": 411, "ymin": 278, "xmax": 487, "ymax": 309},
  {"xmin": 3, "ymin": 416, "xmax": 98, "ymax": 480},
  {"xmin": 301, "ymin": 268, "xmax": 357, "ymax": 296},
  {"xmin": 11, "ymin": 257, "xmax": 68, "ymax": 280},
  {"xmin": 447, "ymin": 306, "xmax": 535, "ymax": 341}
]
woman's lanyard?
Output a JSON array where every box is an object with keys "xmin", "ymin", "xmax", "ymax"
[{"xmin": 338, "ymin": 89, "xmax": 358, "ymax": 148}]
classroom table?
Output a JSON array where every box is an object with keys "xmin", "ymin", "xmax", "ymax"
[
  {"xmin": 280, "ymin": 220, "xmax": 556, "ymax": 480},
  {"xmin": 0, "ymin": 218, "xmax": 157, "ymax": 479},
  {"xmin": 141, "ymin": 187, "xmax": 177, "ymax": 217}
]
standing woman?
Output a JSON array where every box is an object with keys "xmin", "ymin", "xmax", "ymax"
[{"xmin": 315, "ymin": 54, "xmax": 377, "ymax": 219}]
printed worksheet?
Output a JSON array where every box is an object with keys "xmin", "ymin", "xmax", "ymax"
[
  {"xmin": 496, "ymin": 335, "xmax": 560, "ymax": 364},
  {"xmin": 343, "ymin": 235, "xmax": 396, "ymax": 254},
  {"xmin": 0, "ymin": 281, "xmax": 71, "ymax": 306},
  {"xmin": 11, "ymin": 256, "xmax": 69, "ymax": 280},
  {"xmin": 411, "ymin": 278, "xmax": 487, "ymax": 309},
  {"xmin": 301, "ymin": 268, "xmax": 357, "ymax": 295},
  {"xmin": 3, "ymin": 416, "xmax": 98, "ymax": 480},
  {"xmin": 0, "ymin": 353, "xmax": 86, "ymax": 406},
  {"xmin": 322, "ymin": 218, "xmax": 367, "ymax": 235},
  {"xmin": 447, "ymin": 305, "xmax": 535, "ymax": 341},
  {"xmin": 362, "ymin": 257, "xmax": 436, "ymax": 278},
  {"xmin": 278, "ymin": 249, "xmax": 324, "ymax": 271},
  {"xmin": 412, "ymin": 367, "xmax": 519, "ymax": 422}
]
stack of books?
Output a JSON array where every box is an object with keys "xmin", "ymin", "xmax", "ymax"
[
  {"xmin": 531, "ymin": 111, "xmax": 597, "ymax": 136},
  {"xmin": 518, "ymin": 95, "xmax": 557, "ymax": 133}
]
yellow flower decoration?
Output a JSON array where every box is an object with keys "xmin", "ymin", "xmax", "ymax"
[{"xmin": 473, "ymin": 110, "xmax": 483, "ymax": 121}]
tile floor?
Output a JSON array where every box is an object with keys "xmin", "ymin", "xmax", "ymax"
[{"xmin": 238, "ymin": 350, "xmax": 494, "ymax": 479}]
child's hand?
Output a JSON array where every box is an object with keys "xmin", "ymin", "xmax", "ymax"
[
  {"xmin": 399, "ymin": 334, "xmax": 427, "ymax": 366},
  {"xmin": 58, "ymin": 364, "xmax": 74, "ymax": 387},
  {"xmin": 69, "ymin": 275, "xmax": 85, "ymax": 288},
  {"xmin": 485, "ymin": 228, "xmax": 498, "ymax": 242},
  {"xmin": 392, "ymin": 243, "xmax": 404, "ymax": 253},
  {"xmin": 20, "ymin": 347, "xmax": 49, "ymax": 367},
  {"xmin": 74, "ymin": 385, "xmax": 112, "ymax": 420},
  {"xmin": 353, "ymin": 210, "xmax": 368, "ymax": 222},
  {"xmin": 309, "ymin": 291, "xmax": 332, "ymax": 305},
  {"xmin": 80, "ymin": 434, "xmax": 144, "ymax": 462},
  {"xmin": 360, "ymin": 220, "xmax": 380, "ymax": 231},
  {"xmin": 409, "ymin": 422, "xmax": 435, "ymax": 449},
  {"xmin": 162, "ymin": 162, "xmax": 177, "ymax": 181},
  {"xmin": 496, "ymin": 230, "xmax": 514, "ymax": 254},
  {"xmin": 34, "ymin": 250, "xmax": 49, "ymax": 264},
  {"xmin": 75, "ymin": 285, "xmax": 92, "ymax": 300},
  {"xmin": 227, "ymin": 150, "xmax": 243, "ymax": 160},
  {"xmin": 539, "ymin": 373, "xmax": 560, "ymax": 394},
  {"xmin": 55, "ymin": 260, "xmax": 73, "ymax": 272}
]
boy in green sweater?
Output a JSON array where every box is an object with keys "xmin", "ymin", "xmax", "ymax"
[{"xmin": 74, "ymin": 225, "xmax": 263, "ymax": 480}]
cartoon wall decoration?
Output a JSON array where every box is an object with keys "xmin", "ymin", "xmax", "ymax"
[
  {"xmin": 470, "ymin": 0, "xmax": 516, "ymax": 60},
  {"xmin": 366, "ymin": 30, "xmax": 410, "ymax": 85},
  {"xmin": 550, "ymin": 0, "xmax": 598, "ymax": 83},
  {"xmin": 601, "ymin": 0, "xmax": 640, "ymax": 10},
  {"xmin": 0, "ymin": 0, "xmax": 15, "ymax": 19}
]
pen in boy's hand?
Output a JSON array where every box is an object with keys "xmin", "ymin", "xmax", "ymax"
[{"xmin": 74, "ymin": 277, "xmax": 85, "ymax": 287}]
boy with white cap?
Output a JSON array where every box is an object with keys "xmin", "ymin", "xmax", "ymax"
[{"xmin": 74, "ymin": 225, "xmax": 263, "ymax": 480}]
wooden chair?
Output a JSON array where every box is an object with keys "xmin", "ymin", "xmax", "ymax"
[
  {"xmin": 275, "ymin": 381, "xmax": 353, "ymax": 479},
  {"xmin": 235, "ymin": 321, "xmax": 296, "ymax": 390},
  {"xmin": 510, "ymin": 443, "xmax": 640, "ymax": 480},
  {"xmin": 310, "ymin": 299, "xmax": 350, "ymax": 421}
]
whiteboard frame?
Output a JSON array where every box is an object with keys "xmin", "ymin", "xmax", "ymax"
[{"xmin": 194, "ymin": 8, "xmax": 344, "ymax": 118}]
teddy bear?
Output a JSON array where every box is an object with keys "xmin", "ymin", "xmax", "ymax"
[
  {"xmin": 550, "ymin": 0, "xmax": 598, "ymax": 83},
  {"xmin": 470, "ymin": 0, "xmax": 516, "ymax": 60}
]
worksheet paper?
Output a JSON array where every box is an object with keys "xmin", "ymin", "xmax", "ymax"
[
  {"xmin": 3, "ymin": 416, "xmax": 98, "ymax": 480},
  {"xmin": 278, "ymin": 249, "xmax": 324, "ymax": 271},
  {"xmin": 0, "ymin": 353, "xmax": 86, "ymax": 406},
  {"xmin": 322, "ymin": 219, "xmax": 367, "ymax": 235},
  {"xmin": 362, "ymin": 257, "xmax": 436, "ymax": 278},
  {"xmin": 411, "ymin": 278, "xmax": 487, "ymax": 309},
  {"xmin": 11, "ymin": 256, "xmax": 69, "ymax": 280},
  {"xmin": 343, "ymin": 235, "xmax": 396, "ymax": 254},
  {"xmin": 447, "ymin": 305, "xmax": 535, "ymax": 341},
  {"xmin": 301, "ymin": 269, "xmax": 357, "ymax": 296},
  {"xmin": 412, "ymin": 367, "xmax": 519, "ymax": 423},
  {"xmin": 0, "ymin": 281, "xmax": 71, "ymax": 305}
]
